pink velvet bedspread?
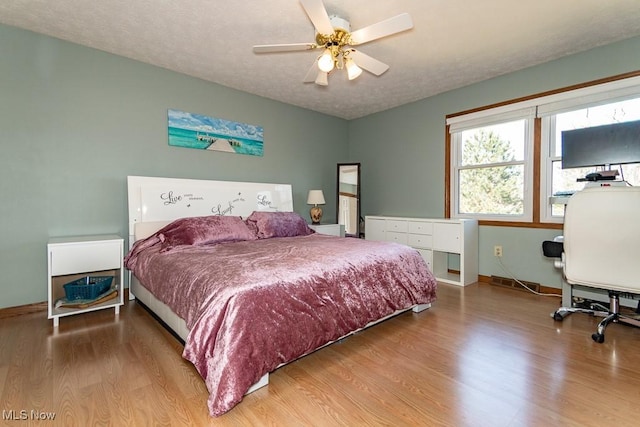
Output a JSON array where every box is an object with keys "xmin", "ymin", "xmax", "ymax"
[{"xmin": 125, "ymin": 233, "xmax": 437, "ymax": 416}]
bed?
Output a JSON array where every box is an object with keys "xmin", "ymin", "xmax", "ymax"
[{"xmin": 125, "ymin": 176, "xmax": 437, "ymax": 416}]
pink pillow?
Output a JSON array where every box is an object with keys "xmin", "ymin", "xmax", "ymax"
[
  {"xmin": 245, "ymin": 211, "xmax": 315, "ymax": 239},
  {"xmin": 157, "ymin": 215, "xmax": 257, "ymax": 251}
]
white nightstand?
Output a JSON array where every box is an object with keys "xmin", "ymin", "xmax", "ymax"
[
  {"xmin": 309, "ymin": 223, "xmax": 345, "ymax": 237},
  {"xmin": 47, "ymin": 234, "xmax": 124, "ymax": 327}
]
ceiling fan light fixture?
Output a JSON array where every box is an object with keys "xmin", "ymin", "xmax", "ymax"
[
  {"xmin": 315, "ymin": 71, "xmax": 329, "ymax": 86},
  {"xmin": 254, "ymin": 1, "xmax": 414, "ymax": 87},
  {"xmin": 345, "ymin": 58, "xmax": 363, "ymax": 80},
  {"xmin": 318, "ymin": 49, "xmax": 335, "ymax": 72}
]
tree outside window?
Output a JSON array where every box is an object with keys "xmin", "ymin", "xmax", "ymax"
[{"xmin": 456, "ymin": 120, "xmax": 527, "ymax": 217}]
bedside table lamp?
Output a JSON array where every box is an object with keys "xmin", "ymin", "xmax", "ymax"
[{"xmin": 307, "ymin": 190, "xmax": 326, "ymax": 224}]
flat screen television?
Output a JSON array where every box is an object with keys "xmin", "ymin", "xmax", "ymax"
[{"xmin": 561, "ymin": 119, "xmax": 640, "ymax": 169}]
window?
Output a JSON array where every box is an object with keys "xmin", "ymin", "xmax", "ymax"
[
  {"xmin": 542, "ymin": 97, "xmax": 640, "ymax": 221},
  {"xmin": 447, "ymin": 73, "xmax": 640, "ymax": 225},
  {"xmin": 452, "ymin": 118, "xmax": 533, "ymax": 221}
]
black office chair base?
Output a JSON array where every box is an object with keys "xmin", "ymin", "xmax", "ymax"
[{"xmin": 551, "ymin": 292, "xmax": 640, "ymax": 343}]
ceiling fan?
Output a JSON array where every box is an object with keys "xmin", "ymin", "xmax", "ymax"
[{"xmin": 253, "ymin": 0, "xmax": 414, "ymax": 86}]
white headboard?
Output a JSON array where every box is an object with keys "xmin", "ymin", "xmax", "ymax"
[{"xmin": 127, "ymin": 176, "xmax": 293, "ymax": 238}]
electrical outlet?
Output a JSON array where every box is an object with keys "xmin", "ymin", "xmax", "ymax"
[{"xmin": 494, "ymin": 245, "xmax": 503, "ymax": 257}]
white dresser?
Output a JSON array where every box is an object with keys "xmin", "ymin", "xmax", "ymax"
[{"xmin": 365, "ymin": 216, "xmax": 478, "ymax": 286}]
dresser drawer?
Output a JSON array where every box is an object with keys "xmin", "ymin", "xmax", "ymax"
[
  {"xmin": 365, "ymin": 218, "xmax": 386, "ymax": 241},
  {"xmin": 385, "ymin": 231, "xmax": 407, "ymax": 244},
  {"xmin": 407, "ymin": 233, "xmax": 433, "ymax": 249},
  {"xmin": 408, "ymin": 221, "xmax": 433, "ymax": 235},
  {"xmin": 50, "ymin": 240, "xmax": 122, "ymax": 276},
  {"xmin": 385, "ymin": 220, "xmax": 408, "ymax": 233}
]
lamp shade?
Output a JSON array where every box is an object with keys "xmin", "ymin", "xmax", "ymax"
[
  {"xmin": 307, "ymin": 190, "xmax": 326, "ymax": 205},
  {"xmin": 315, "ymin": 71, "xmax": 329, "ymax": 86}
]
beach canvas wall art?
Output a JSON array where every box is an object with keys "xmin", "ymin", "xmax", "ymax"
[{"xmin": 168, "ymin": 109, "xmax": 264, "ymax": 157}]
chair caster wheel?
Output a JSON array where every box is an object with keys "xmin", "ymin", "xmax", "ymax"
[
  {"xmin": 552, "ymin": 312, "xmax": 564, "ymax": 321},
  {"xmin": 592, "ymin": 333, "xmax": 605, "ymax": 343}
]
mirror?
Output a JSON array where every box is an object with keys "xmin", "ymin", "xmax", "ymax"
[{"xmin": 337, "ymin": 163, "xmax": 361, "ymax": 237}]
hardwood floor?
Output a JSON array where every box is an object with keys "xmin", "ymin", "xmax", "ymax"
[{"xmin": 2, "ymin": 283, "xmax": 640, "ymax": 426}]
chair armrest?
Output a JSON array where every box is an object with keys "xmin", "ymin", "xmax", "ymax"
[{"xmin": 542, "ymin": 240, "xmax": 563, "ymax": 258}]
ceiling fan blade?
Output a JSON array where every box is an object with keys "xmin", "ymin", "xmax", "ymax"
[
  {"xmin": 303, "ymin": 61, "xmax": 319, "ymax": 82},
  {"xmin": 349, "ymin": 13, "xmax": 413, "ymax": 45},
  {"xmin": 349, "ymin": 50, "xmax": 389, "ymax": 76},
  {"xmin": 253, "ymin": 43, "xmax": 317, "ymax": 53},
  {"xmin": 299, "ymin": 0, "xmax": 334, "ymax": 35},
  {"xmin": 303, "ymin": 61, "xmax": 329, "ymax": 86}
]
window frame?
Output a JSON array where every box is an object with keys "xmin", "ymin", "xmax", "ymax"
[
  {"xmin": 445, "ymin": 71, "xmax": 640, "ymax": 229},
  {"xmin": 450, "ymin": 116, "xmax": 535, "ymax": 222},
  {"xmin": 540, "ymin": 97, "xmax": 640, "ymax": 222},
  {"xmin": 540, "ymin": 115, "xmax": 562, "ymax": 223}
]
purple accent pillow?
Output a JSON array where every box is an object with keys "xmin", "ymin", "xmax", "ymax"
[
  {"xmin": 158, "ymin": 215, "xmax": 257, "ymax": 251},
  {"xmin": 245, "ymin": 211, "xmax": 315, "ymax": 239}
]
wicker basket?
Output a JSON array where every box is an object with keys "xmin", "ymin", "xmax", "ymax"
[{"xmin": 63, "ymin": 276, "xmax": 113, "ymax": 301}]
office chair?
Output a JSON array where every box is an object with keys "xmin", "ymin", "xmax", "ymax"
[{"xmin": 546, "ymin": 186, "xmax": 640, "ymax": 343}]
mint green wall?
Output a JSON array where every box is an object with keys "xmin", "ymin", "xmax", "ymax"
[
  {"xmin": 3, "ymin": 22, "xmax": 639, "ymax": 309},
  {"xmin": 0, "ymin": 24, "xmax": 348, "ymax": 309},
  {"xmin": 349, "ymin": 36, "xmax": 640, "ymax": 289}
]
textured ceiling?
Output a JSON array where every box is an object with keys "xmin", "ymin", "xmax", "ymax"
[{"xmin": 2, "ymin": 0, "xmax": 640, "ymax": 120}]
